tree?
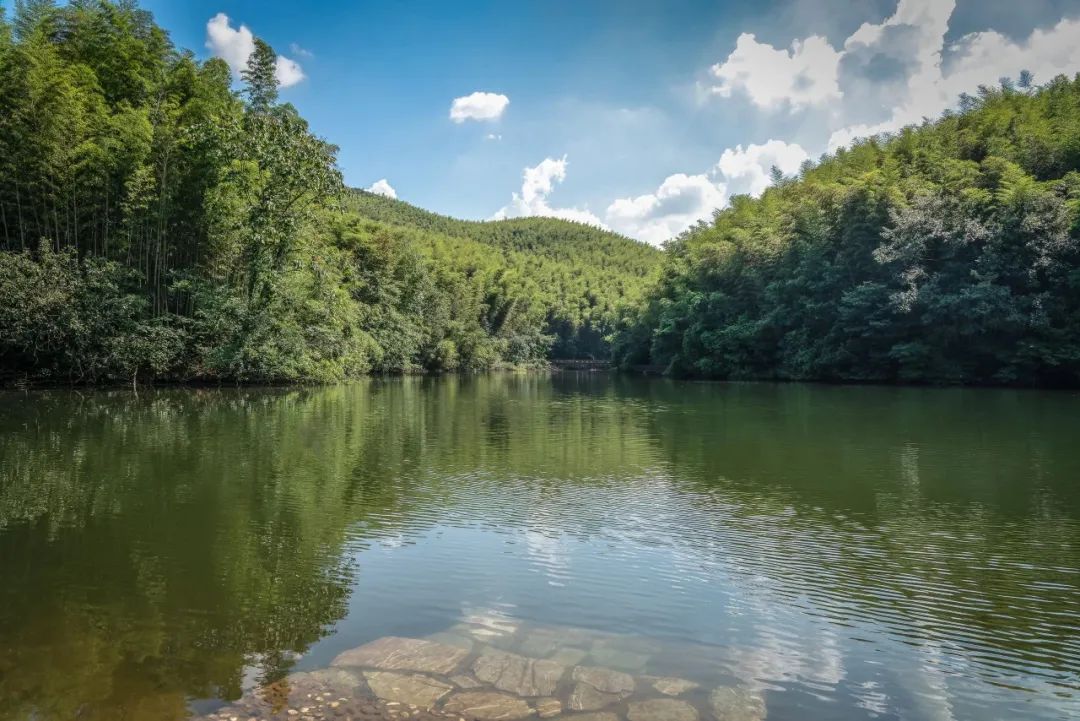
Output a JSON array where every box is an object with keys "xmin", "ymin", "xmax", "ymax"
[{"xmin": 241, "ymin": 38, "xmax": 278, "ymax": 112}]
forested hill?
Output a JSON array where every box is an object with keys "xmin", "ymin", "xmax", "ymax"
[
  {"xmin": 616, "ymin": 75, "xmax": 1080, "ymax": 386},
  {"xmin": 347, "ymin": 189, "xmax": 657, "ymax": 273},
  {"xmin": 0, "ymin": 0, "xmax": 658, "ymax": 385},
  {"xmin": 339, "ymin": 191, "xmax": 661, "ymax": 362}
]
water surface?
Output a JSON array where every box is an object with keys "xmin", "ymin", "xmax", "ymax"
[{"xmin": 0, "ymin": 375, "xmax": 1077, "ymax": 720}]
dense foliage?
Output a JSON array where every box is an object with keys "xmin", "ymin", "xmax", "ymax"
[
  {"xmin": 0, "ymin": 1, "xmax": 659, "ymax": 385},
  {"xmin": 344, "ymin": 191, "xmax": 660, "ymax": 360},
  {"xmin": 616, "ymin": 76, "xmax": 1080, "ymax": 385}
]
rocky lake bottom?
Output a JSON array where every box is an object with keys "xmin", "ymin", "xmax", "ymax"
[{"xmin": 197, "ymin": 616, "xmax": 763, "ymax": 721}]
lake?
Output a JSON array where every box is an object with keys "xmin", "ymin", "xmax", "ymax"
[{"xmin": 0, "ymin": 375, "xmax": 1077, "ymax": 721}]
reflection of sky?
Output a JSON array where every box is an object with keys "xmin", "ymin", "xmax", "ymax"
[{"xmin": 291, "ymin": 466, "xmax": 1078, "ymax": 721}]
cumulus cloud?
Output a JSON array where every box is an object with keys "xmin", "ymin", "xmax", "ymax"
[
  {"xmin": 717, "ymin": 140, "xmax": 811, "ymax": 197},
  {"xmin": 831, "ymin": 12, "xmax": 1080, "ymax": 149},
  {"xmin": 274, "ymin": 56, "xmax": 305, "ymax": 88},
  {"xmin": 606, "ymin": 173, "xmax": 728, "ymax": 245},
  {"xmin": 366, "ymin": 179, "xmax": 397, "ymax": 199},
  {"xmin": 289, "ymin": 42, "xmax": 314, "ymax": 58},
  {"xmin": 706, "ymin": 0, "xmax": 1080, "ymax": 152},
  {"xmin": 709, "ymin": 32, "xmax": 843, "ymax": 110},
  {"xmin": 450, "ymin": 92, "xmax": 510, "ymax": 123},
  {"xmin": 493, "ymin": 156, "xmax": 606, "ymax": 227},
  {"xmin": 205, "ymin": 13, "xmax": 306, "ymax": 88},
  {"xmin": 605, "ymin": 140, "xmax": 809, "ymax": 245}
]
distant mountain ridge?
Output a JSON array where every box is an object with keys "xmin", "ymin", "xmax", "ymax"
[
  {"xmin": 342, "ymin": 190, "xmax": 662, "ymax": 361},
  {"xmin": 346, "ymin": 189, "xmax": 659, "ymax": 272}
]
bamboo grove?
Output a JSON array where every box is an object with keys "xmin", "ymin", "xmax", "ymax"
[
  {"xmin": 0, "ymin": 1, "xmax": 659, "ymax": 384},
  {"xmin": 614, "ymin": 76, "xmax": 1080, "ymax": 386},
  {"xmin": 3, "ymin": 1, "xmax": 1079, "ymax": 388}
]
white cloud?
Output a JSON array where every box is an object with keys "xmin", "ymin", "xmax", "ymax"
[
  {"xmin": 709, "ymin": 32, "xmax": 843, "ymax": 110},
  {"xmin": 829, "ymin": 13, "xmax": 1080, "ymax": 149},
  {"xmin": 604, "ymin": 140, "xmax": 809, "ymax": 246},
  {"xmin": 606, "ymin": 174, "xmax": 727, "ymax": 245},
  {"xmin": 205, "ymin": 13, "xmax": 306, "ymax": 89},
  {"xmin": 289, "ymin": 42, "xmax": 314, "ymax": 58},
  {"xmin": 486, "ymin": 133, "xmax": 503, "ymax": 141},
  {"xmin": 707, "ymin": 1, "xmax": 1080, "ymax": 152},
  {"xmin": 274, "ymin": 56, "xmax": 305, "ymax": 88},
  {"xmin": 450, "ymin": 92, "xmax": 510, "ymax": 123},
  {"xmin": 717, "ymin": 140, "xmax": 811, "ymax": 197},
  {"xmin": 366, "ymin": 179, "xmax": 397, "ymax": 199},
  {"xmin": 493, "ymin": 156, "xmax": 606, "ymax": 228}
]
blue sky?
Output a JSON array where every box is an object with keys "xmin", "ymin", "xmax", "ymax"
[{"xmin": 133, "ymin": 1, "xmax": 1080, "ymax": 242}]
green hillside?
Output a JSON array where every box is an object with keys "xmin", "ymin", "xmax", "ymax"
[
  {"xmin": 343, "ymin": 191, "xmax": 661, "ymax": 359},
  {"xmin": 616, "ymin": 75, "xmax": 1080, "ymax": 386},
  {"xmin": 0, "ymin": 0, "xmax": 659, "ymax": 384},
  {"xmin": 347, "ymin": 190, "xmax": 657, "ymax": 271}
]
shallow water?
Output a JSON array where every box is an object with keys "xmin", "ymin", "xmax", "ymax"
[{"xmin": 0, "ymin": 375, "xmax": 1077, "ymax": 721}]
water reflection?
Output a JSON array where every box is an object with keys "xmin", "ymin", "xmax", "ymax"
[{"xmin": 0, "ymin": 376, "xmax": 1077, "ymax": 721}]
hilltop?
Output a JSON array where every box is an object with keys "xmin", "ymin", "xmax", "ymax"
[
  {"xmin": 338, "ymin": 191, "xmax": 661, "ymax": 361},
  {"xmin": 616, "ymin": 76, "xmax": 1080, "ymax": 386}
]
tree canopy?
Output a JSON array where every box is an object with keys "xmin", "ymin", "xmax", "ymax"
[
  {"xmin": 615, "ymin": 75, "xmax": 1080, "ymax": 386},
  {"xmin": 0, "ymin": 0, "xmax": 660, "ymax": 385}
]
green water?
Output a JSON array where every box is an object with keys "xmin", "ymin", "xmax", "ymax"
[{"xmin": 0, "ymin": 375, "xmax": 1077, "ymax": 721}]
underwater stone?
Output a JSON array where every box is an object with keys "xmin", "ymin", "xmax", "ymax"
[
  {"xmin": 567, "ymin": 683, "xmax": 626, "ymax": 711},
  {"xmin": 534, "ymin": 698, "xmax": 562, "ymax": 718},
  {"xmin": 650, "ymin": 677, "xmax": 699, "ymax": 696},
  {"xmin": 450, "ymin": 675, "xmax": 485, "ymax": 689},
  {"xmin": 332, "ymin": 636, "xmax": 469, "ymax": 675},
  {"xmin": 473, "ymin": 649, "xmax": 565, "ymax": 697},
  {"xmin": 571, "ymin": 666, "xmax": 635, "ymax": 695},
  {"xmin": 627, "ymin": 699, "xmax": 699, "ymax": 721},
  {"xmin": 708, "ymin": 687, "xmax": 766, "ymax": 721},
  {"xmin": 549, "ymin": 648, "xmax": 589, "ymax": 666},
  {"xmin": 363, "ymin": 671, "xmax": 454, "ymax": 708},
  {"xmin": 442, "ymin": 691, "xmax": 536, "ymax": 720},
  {"xmin": 588, "ymin": 646, "xmax": 650, "ymax": 673}
]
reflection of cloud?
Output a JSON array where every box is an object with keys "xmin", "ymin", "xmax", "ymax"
[
  {"xmin": 524, "ymin": 530, "xmax": 570, "ymax": 587},
  {"xmin": 457, "ymin": 605, "xmax": 521, "ymax": 642},
  {"xmin": 721, "ymin": 608, "xmax": 846, "ymax": 693},
  {"xmin": 891, "ymin": 638, "xmax": 958, "ymax": 721}
]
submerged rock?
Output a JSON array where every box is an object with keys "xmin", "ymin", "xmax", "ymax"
[
  {"xmin": 571, "ymin": 666, "xmax": 635, "ymax": 695},
  {"xmin": 564, "ymin": 714, "xmax": 619, "ymax": 721},
  {"xmin": 426, "ymin": 631, "xmax": 477, "ymax": 652},
  {"xmin": 534, "ymin": 697, "xmax": 562, "ymax": 718},
  {"xmin": 708, "ymin": 687, "xmax": 766, "ymax": 721},
  {"xmin": 650, "ymin": 677, "xmax": 699, "ymax": 696},
  {"xmin": 588, "ymin": 645, "xmax": 650, "ymax": 673},
  {"xmin": 567, "ymin": 683, "xmax": 627, "ymax": 711},
  {"xmin": 627, "ymin": 699, "xmax": 699, "ymax": 721},
  {"xmin": 518, "ymin": 628, "xmax": 572, "ymax": 658},
  {"xmin": 363, "ymin": 671, "xmax": 454, "ymax": 707},
  {"xmin": 451, "ymin": 613, "xmax": 521, "ymax": 647},
  {"xmin": 450, "ymin": 674, "xmax": 485, "ymax": 689},
  {"xmin": 288, "ymin": 667, "xmax": 364, "ymax": 694},
  {"xmin": 442, "ymin": 691, "xmax": 536, "ymax": 720},
  {"xmin": 332, "ymin": 637, "xmax": 469, "ymax": 675},
  {"xmin": 472, "ymin": 649, "xmax": 565, "ymax": 697},
  {"xmin": 548, "ymin": 647, "xmax": 589, "ymax": 667},
  {"xmin": 567, "ymin": 665, "xmax": 635, "ymax": 711}
]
